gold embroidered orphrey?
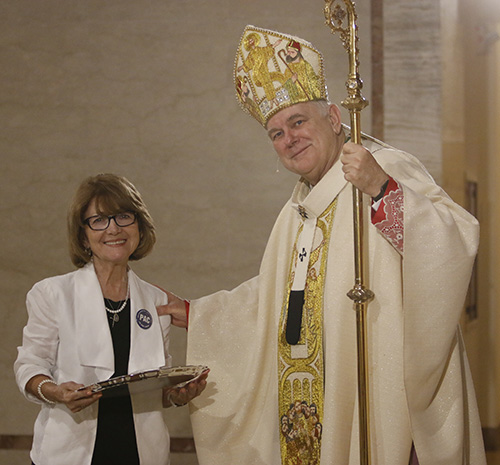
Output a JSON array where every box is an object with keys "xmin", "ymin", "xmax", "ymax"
[
  {"xmin": 234, "ymin": 25, "xmax": 328, "ymax": 127},
  {"xmin": 278, "ymin": 199, "xmax": 338, "ymax": 465}
]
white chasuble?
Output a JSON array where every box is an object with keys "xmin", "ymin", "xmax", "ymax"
[{"xmin": 187, "ymin": 139, "xmax": 485, "ymax": 465}]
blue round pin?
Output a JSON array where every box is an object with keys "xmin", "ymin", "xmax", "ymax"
[{"xmin": 136, "ymin": 309, "xmax": 153, "ymax": 329}]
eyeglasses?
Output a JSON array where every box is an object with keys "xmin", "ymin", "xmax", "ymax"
[{"xmin": 84, "ymin": 212, "xmax": 137, "ymax": 231}]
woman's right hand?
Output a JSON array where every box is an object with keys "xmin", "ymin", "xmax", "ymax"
[
  {"xmin": 52, "ymin": 381, "xmax": 103, "ymax": 413},
  {"xmin": 27, "ymin": 375, "xmax": 102, "ymax": 413}
]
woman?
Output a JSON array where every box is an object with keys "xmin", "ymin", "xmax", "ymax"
[{"xmin": 14, "ymin": 173, "xmax": 207, "ymax": 465}]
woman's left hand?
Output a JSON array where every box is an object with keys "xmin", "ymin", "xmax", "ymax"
[{"xmin": 162, "ymin": 369, "xmax": 209, "ymax": 408}]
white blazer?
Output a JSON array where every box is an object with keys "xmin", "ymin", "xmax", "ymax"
[{"xmin": 14, "ymin": 263, "xmax": 172, "ymax": 465}]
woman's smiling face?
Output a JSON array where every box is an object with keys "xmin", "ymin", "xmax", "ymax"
[{"xmin": 83, "ymin": 198, "xmax": 140, "ymax": 268}]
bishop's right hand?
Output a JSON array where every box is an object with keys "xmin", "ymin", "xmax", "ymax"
[{"xmin": 156, "ymin": 287, "xmax": 188, "ymax": 329}]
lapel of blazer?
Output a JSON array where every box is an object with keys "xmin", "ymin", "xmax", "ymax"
[
  {"xmin": 74, "ymin": 264, "xmax": 168, "ymax": 379},
  {"xmin": 75, "ymin": 263, "xmax": 114, "ymax": 377},
  {"xmin": 126, "ymin": 270, "xmax": 167, "ymax": 374}
]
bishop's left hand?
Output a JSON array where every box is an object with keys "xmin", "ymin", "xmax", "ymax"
[{"xmin": 341, "ymin": 142, "xmax": 389, "ymax": 197}]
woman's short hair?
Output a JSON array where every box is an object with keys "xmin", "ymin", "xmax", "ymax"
[{"xmin": 68, "ymin": 173, "xmax": 156, "ymax": 268}]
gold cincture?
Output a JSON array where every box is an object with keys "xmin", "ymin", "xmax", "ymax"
[{"xmin": 324, "ymin": 2, "xmax": 373, "ymax": 465}]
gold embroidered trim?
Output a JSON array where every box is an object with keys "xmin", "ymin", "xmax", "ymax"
[
  {"xmin": 278, "ymin": 199, "xmax": 337, "ymax": 464},
  {"xmin": 234, "ymin": 25, "xmax": 328, "ymax": 127}
]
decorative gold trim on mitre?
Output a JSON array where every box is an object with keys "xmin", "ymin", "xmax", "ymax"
[{"xmin": 234, "ymin": 25, "xmax": 329, "ymax": 127}]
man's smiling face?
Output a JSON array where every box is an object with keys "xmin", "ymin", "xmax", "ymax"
[{"xmin": 267, "ymin": 101, "xmax": 344, "ymax": 185}]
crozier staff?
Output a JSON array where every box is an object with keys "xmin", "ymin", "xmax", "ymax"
[
  {"xmin": 159, "ymin": 26, "xmax": 486, "ymax": 465},
  {"xmin": 15, "ymin": 173, "xmax": 207, "ymax": 465}
]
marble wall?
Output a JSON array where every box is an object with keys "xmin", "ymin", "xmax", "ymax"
[{"xmin": 384, "ymin": 0, "xmax": 442, "ymax": 180}]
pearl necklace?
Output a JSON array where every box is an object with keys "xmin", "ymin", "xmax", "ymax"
[{"xmin": 105, "ymin": 282, "xmax": 130, "ymax": 327}]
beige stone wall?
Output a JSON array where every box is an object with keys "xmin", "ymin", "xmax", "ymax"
[
  {"xmin": 453, "ymin": 0, "xmax": 500, "ymax": 430},
  {"xmin": 491, "ymin": 25, "xmax": 500, "ymax": 428},
  {"xmin": 384, "ymin": 0, "xmax": 442, "ymax": 180},
  {"xmin": 0, "ymin": 0, "xmax": 371, "ymax": 460}
]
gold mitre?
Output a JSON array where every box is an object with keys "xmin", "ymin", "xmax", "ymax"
[{"xmin": 234, "ymin": 25, "xmax": 328, "ymax": 127}]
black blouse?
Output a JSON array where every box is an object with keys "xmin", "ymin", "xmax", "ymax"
[{"xmin": 91, "ymin": 300, "xmax": 140, "ymax": 465}]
